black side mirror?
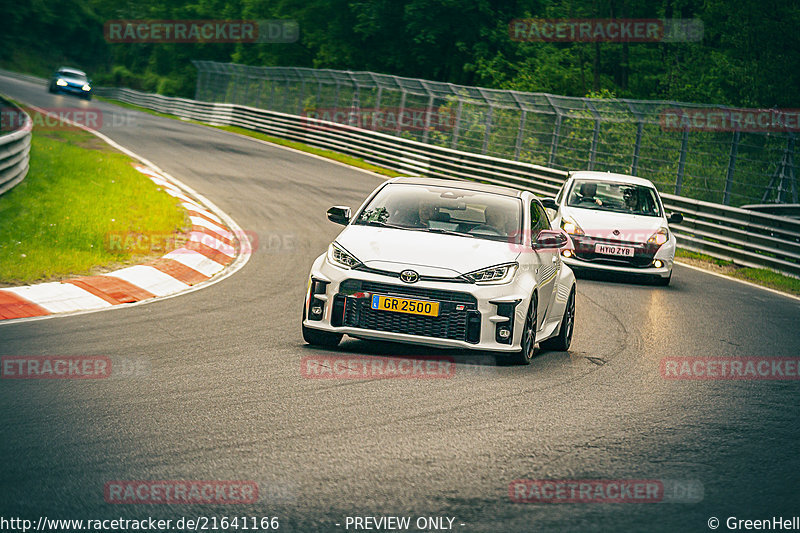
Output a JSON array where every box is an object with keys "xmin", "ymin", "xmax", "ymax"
[
  {"xmin": 540, "ymin": 198, "xmax": 558, "ymax": 210},
  {"xmin": 668, "ymin": 212, "xmax": 684, "ymax": 225},
  {"xmin": 327, "ymin": 206, "xmax": 351, "ymax": 225},
  {"xmin": 533, "ymin": 230, "xmax": 569, "ymax": 250}
]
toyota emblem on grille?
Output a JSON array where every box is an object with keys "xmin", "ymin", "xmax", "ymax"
[
  {"xmin": 400, "ymin": 270, "xmax": 420, "ymax": 283},
  {"xmin": 613, "ymin": 229, "xmax": 621, "ymax": 236}
]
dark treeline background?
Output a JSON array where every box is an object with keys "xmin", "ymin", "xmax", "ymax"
[{"xmin": 0, "ymin": 0, "xmax": 797, "ymax": 107}]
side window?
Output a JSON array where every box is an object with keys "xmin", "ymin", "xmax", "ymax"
[{"xmin": 530, "ymin": 202, "xmax": 550, "ymax": 239}]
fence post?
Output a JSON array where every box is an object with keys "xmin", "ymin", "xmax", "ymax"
[
  {"xmin": 544, "ymin": 94, "xmax": 561, "ymax": 167},
  {"xmin": 676, "ymin": 127, "xmax": 689, "ymax": 195},
  {"xmin": 396, "ymin": 90, "xmax": 407, "ymax": 135},
  {"xmin": 373, "ymin": 86, "xmax": 382, "ymax": 131},
  {"xmin": 422, "ymin": 90, "xmax": 435, "ymax": 144},
  {"xmin": 298, "ymin": 71, "xmax": 305, "ymax": 115},
  {"xmin": 586, "ymin": 101, "xmax": 601, "ymax": 170},
  {"xmin": 269, "ymin": 79, "xmax": 276, "ymax": 110},
  {"xmin": 762, "ymin": 135, "xmax": 798, "ymax": 203},
  {"xmin": 514, "ymin": 110, "xmax": 527, "ymax": 161},
  {"xmin": 722, "ymin": 130, "xmax": 740, "ymax": 205},
  {"xmin": 625, "ymin": 100, "xmax": 643, "ymax": 175},
  {"xmin": 451, "ymin": 99, "xmax": 462, "ymax": 149},
  {"xmin": 482, "ymin": 106, "xmax": 493, "ymax": 155},
  {"xmin": 632, "ymin": 121, "xmax": 643, "ymax": 175},
  {"xmin": 282, "ymin": 76, "xmax": 290, "ymax": 112},
  {"xmin": 255, "ymin": 77, "xmax": 263, "ymax": 108}
]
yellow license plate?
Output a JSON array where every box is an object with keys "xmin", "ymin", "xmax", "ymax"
[{"xmin": 371, "ymin": 295, "xmax": 440, "ymax": 317}]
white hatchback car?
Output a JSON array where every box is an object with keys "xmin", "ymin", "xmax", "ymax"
[
  {"xmin": 302, "ymin": 177, "xmax": 577, "ymax": 364},
  {"xmin": 542, "ymin": 171, "xmax": 683, "ymax": 285}
]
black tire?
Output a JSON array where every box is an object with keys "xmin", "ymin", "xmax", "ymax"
[
  {"xmin": 302, "ymin": 323, "xmax": 342, "ymax": 347},
  {"xmin": 511, "ymin": 293, "xmax": 537, "ymax": 365},
  {"xmin": 540, "ymin": 286, "xmax": 575, "ymax": 351}
]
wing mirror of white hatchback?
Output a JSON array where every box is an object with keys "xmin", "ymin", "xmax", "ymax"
[
  {"xmin": 327, "ymin": 206, "xmax": 351, "ymax": 225},
  {"xmin": 533, "ymin": 230, "xmax": 569, "ymax": 250}
]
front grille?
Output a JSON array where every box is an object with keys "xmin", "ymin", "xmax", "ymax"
[
  {"xmin": 338, "ymin": 280, "xmax": 479, "ymax": 342},
  {"xmin": 571, "ymin": 236, "xmax": 658, "ymax": 268}
]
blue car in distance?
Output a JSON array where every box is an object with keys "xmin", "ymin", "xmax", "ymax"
[{"xmin": 48, "ymin": 67, "xmax": 92, "ymax": 100}]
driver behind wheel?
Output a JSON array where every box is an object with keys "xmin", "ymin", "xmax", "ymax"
[
  {"xmin": 483, "ymin": 205, "xmax": 511, "ymax": 235},
  {"xmin": 418, "ymin": 201, "xmax": 436, "ymax": 227},
  {"xmin": 578, "ymin": 182, "xmax": 602, "ymax": 206}
]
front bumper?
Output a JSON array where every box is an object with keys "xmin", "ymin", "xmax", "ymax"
[
  {"xmin": 562, "ymin": 234, "xmax": 675, "ymax": 278},
  {"xmin": 303, "ymin": 257, "xmax": 533, "ymax": 353},
  {"xmin": 53, "ymin": 84, "xmax": 91, "ymax": 96}
]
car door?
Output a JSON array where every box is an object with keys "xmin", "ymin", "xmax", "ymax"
[{"xmin": 530, "ymin": 200, "xmax": 558, "ymax": 329}]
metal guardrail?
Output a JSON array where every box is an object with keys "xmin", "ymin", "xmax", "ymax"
[
  {"xmin": 741, "ymin": 204, "xmax": 800, "ymax": 219},
  {"xmin": 90, "ymin": 86, "xmax": 800, "ymax": 278},
  {"xmin": 0, "ymin": 97, "xmax": 32, "ymax": 196}
]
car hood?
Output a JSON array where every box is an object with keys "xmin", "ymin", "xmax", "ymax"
[
  {"xmin": 59, "ymin": 76, "xmax": 89, "ymax": 86},
  {"xmin": 335, "ymin": 225, "xmax": 520, "ymax": 277},
  {"xmin": 562, "ymin": 206, "xmax": 665, "ymax": 243}
]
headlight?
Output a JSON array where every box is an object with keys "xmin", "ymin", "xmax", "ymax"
[
  {"xmin": 561, "ymin": 216, "xmax": 584, "ymax": 236},
  {"xmin": 647, "ymin": 227, "xmax": 669, "ymax": 246},
  {"xmin": 81, "ymin": 84, "xmax": 91, "ymax": 91},
  {"xmin": 327, "ymin": 242, "xmax": 361, "ymax": 269},
  {"xmin": 464, "ymin": 263, "xmax": 518, "ymax": 284},
  {"xmin": 56, "ymin": 79, "xmax": 67, "ymax": 86}
]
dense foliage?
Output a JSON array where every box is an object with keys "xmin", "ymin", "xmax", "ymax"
[{"xmin": 1, "ymin": 0, "xmax": 797, "ymax": 106}]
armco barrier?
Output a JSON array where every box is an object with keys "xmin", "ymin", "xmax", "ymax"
[
  {"xmin": 0, "ymin": 97, "xmax": 32, "ymax": 196},
  {"xmin": 67, "ymin": 85, "xmax": 795, "ymax": 278}
]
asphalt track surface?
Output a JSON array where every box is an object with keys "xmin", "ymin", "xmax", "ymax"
[{"xmin": 1, "ymin": 74, "xmax": 800, "ymax": 533}]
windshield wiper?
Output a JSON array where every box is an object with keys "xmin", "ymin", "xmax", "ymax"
[
  {"xmin": 360, "ymin": 220, "xmax": 423, "ymax": 231},
  {"xmin": 422, "ymin": 227, "xmax": 475, "ymax": 238}
]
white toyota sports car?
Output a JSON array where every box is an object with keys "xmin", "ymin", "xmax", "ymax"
[
  {"xmin": 302, "ymin": 177, "xmax": 577, "ymax": 365},
  {"xmin": 542, "ymin": 171, "xmax": 684, "ymax": 285}
]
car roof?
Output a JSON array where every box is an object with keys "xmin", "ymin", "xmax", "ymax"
[
  {"xmin": 569, "ymin": 170, "xmax": 656, "ymax": 188},
  {"xmin": 56, "ymin": 67, "xmax": 87, "ymax": 76},
  {"xmin": 389, "ymin": 176, "xmax": 526, "ymax": 198}
]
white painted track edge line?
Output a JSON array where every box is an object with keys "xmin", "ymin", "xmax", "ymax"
[
  {"xmin": 674, "ymin": 261, "xmax": 800, "ymax": 303},
  {"xmin": 0, "ymin": 98, "xmax": 252, "ymax": 326}
]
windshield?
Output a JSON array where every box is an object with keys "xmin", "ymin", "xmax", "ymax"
[
  {"xmin": 58, "ymin": 70, "xmax": 87, "ymax": 81},
  {"xmin": 354, "ymin": 183, "xmax": 522, "ymax": 243},
  {"xmin": 566, "ymin": 180, "xmax": 662, "ymax": 217}
]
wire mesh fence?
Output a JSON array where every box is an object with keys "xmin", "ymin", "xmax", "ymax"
[{"xmin": 192, "ymin": 60, "xmax": 798, "ymax": 207}]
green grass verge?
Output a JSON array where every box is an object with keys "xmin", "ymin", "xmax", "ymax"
[
  {"xmin": 95, "ymin": 96, "xmax": 403, "ymax": 178},
  {"xmin": 0, "ymin": 106, "xmax": 188, "ymax": 285},
  {"xmin": 675, "ymin": 249, "xmax": 800, "ymax": 296},
  {"xmin": 99, "ymin": 96, "xmax": 800, "ymax": 298}
]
